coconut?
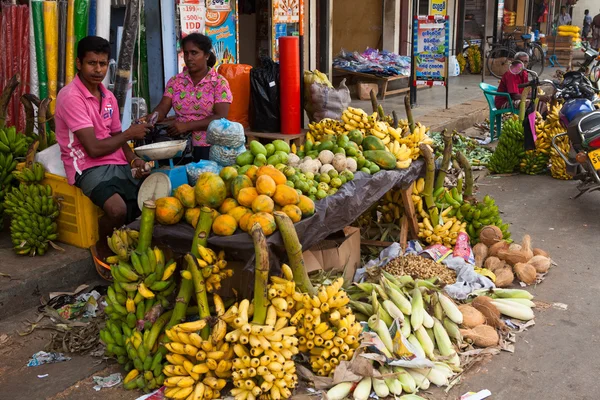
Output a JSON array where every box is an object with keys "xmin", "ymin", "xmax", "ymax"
[
  {"xmin": 458, "ymin": 304, "xmax": 486, "ymax": 328},
  {"xmin": 514, "ymin": 262, "xmax": 537, "ymax": 285},
  {"xmin": 460, "ymin": 325, "xmax": 499, "ymax": 347},
  {"xmin": 494, "ymin": 267, "xmax": 515, "ymax": 287},
  {"xmin": 479, "ymin": 225, "xmax": 503, "ymax": 246},
  {"xmin": 520, "ymin": 235, "xmax": 534, "ymax": 260},
  {"xmin": 472, "ymin": 243, "xmax": 488, "ymax": 268},
  {"xmin": 528, "ymin": 255, "xmax": 551, "ymax": 273},
  {"xmin": 533, "ymin": 248, "xmax": 549, "ymax": 258},
  {"xmin": 484, "ymin": 256, "xmax": 505, "ymax": 273},
  {"xmin": 497, "ymin": 249, "xmax": 530, "ymax": 266},
  {"xmin": 508, "ymin": 243, "xmax": 522, "ymax": 252},
  {"xmin": 471, "ymin": 296, "xmax": 504, "ymax": 330},
  {"xmin": 488, "ymin": 241, "xmax": 509, "ymax": 257}
]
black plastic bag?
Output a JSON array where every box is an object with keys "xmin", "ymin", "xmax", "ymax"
[
  {"xmin": 250, "ymin": 57, "xmax": 280, "ymax": 132},
  {"xmin": 523, "ymin": 102, "xmax": 536, "ymax": 151}
]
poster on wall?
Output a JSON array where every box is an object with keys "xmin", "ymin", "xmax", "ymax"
[
  {"xmin": 205, "ymin": 0, "xmax": 239, "ymax": 67},
  {"xmin": 413, "ymin": 15, "xmax": 449, "ymax": 86},
  {"xmin": 271, "ymin": 0, "xmax": 302, "ymax": 61},
  {"xmin": 177, "ymin": 2, "xmax": 206, "ymax": 72},
  {"xmin": 429, "ymin": 0, "xmax": 447, "ymax": 16}
]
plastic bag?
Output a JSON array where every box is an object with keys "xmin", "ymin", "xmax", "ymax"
[
  {"xmin": 209, "ymin": 143, "xmax": 246, "ymax": 167},
  {"xmin": 218, "ymin": 64, "xmax": 252, "ymax": 128},
  {"xmin": 308, "ymin": 79, "xmax": 351, "ymax": 122},
  {"xmin": 250, "ymin": 57, "xmax": 280, "ymax": 132},
  {"xmin": 206, "ymin": 118, "xmax": 246, "ymax": 148},
  {"xmin": 186, "ymin": 160, "xmax": 222, "ymax": 186},
  {"xmin": 35, "ymin": 144, "xmax": 66, "ymax": 177}
]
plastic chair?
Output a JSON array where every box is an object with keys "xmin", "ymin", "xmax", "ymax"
[{"xmin": 479, "ymin": 82, "xmax": 517, "ymax": 141}]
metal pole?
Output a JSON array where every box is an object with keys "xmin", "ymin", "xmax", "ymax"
[
  {"xmin": 482, "ymin": 0, "xmax": 488, "ymax": 82},
  {"xmin": 445, "ymin": 16, "xmax": 449, "ymax": 110},
  {"xmin": 318, "ymin": 0, "xmax": 330, "ymax": 76},
  {"xmin": 300, "ymin": 0, "xmax": 305, "ymax": 128},
  {"xmin": 410, "ymin": 0, "xmax": 418, "ymax": 107}
]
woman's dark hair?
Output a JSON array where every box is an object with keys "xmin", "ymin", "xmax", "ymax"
[
  {"xmin": 181, "ymin": 33, "xmax": 217, "ymax": 68},
  {"xmin": 77, "ymin": 36, "xmax": 111, "ymax": 61}
]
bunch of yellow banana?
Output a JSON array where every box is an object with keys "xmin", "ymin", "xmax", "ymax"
[
  {"xmin": 162, "ymin": 294, "xmax": 232, "ymax": 399},
  {"xmin": 291, "ymin": 277, "xmax": 361, "ymax": 377},
  {"xmin": 417, "ymin": 207, "xmax": 466, "ymax": 246},
  {"xmin": 306, "ymin": 118, "xmax": 346, "ymax": 142},
  {"xmin": 543, "ymin": 106, "xmax": 573, "ymax": 180},
  {"xmin": 224, "ymin": 264, "xmax": 300, "ymax": 400},
  {"xmin": 106, "ymin": 228, "xmax": 139, "ymax": 263},
  {"xmin": 340, "ymin": 107, "xmax": 372, "ymax": 133},
  {"xmin": 196, "ymin": 245, "xmax": 234, "ymax": 293},
  {"xmin": 377, "ymin": 178, "xmax": 425, "ymax": 224}
]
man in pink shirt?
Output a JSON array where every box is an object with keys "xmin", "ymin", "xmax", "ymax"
[{"xmin": 54, "ymin": 36, "xmax": 152, "ymax": 278}]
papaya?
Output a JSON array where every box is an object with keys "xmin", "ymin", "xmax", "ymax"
[
  {"xmin": 245, "ymin": 165, "xmax": 260, "ymax": 182},
  {"xmin": 212, "ymin": 214, "xmax": 237, "ymax": 236},
  {"xmin": 238, "ymin": 165, "xmax": 252, "ymax": 175},
  {"xmin": 252, "ymin": 195, "xmax": 275, "ymax": 213},
  {"xmin": 236, "ymin": 150, "xmax": 254, "ymax": 166},
  {"xmin": 184, "ymin": 207, "xmax": 201, "ymax": 228},
  {"xmin": 361, "ymin": 136, "xmax": 386, "ymax": 151},
  {"xmin": 237, "ymin": 187, "xmax": 259, "ymax": 208},
  {"xmin": 174, "ymin": 184, "xmax": 195, "ymax": 208},
  {"xmin": 272, "ymin": 139, "xmax": 291, "ymax": 153},
  {"xmin": 272, "ymin": 184, "xmax": 300, "ymax": 207},
  {"xmin": 231, "ymin": 175, "xmax": 254, "ymax": 199},
  {"xmin": 267, "ymin": 154, "xmax": 282, "ymax": 165},
  {"xmin": 274, "ymin": 151, "xmax": 289, "ymax": 164},
  {"xmin": 282, "ymin": 204, "xmax": 302, "ymax": 223},
  {"xmin": 256, "ymin": 175, "xmax": 277, "ymax": 196},
  {"xmin": 247, "ymin": 212, "xmax": 277, "ymax": 235},
  {"xmin": 257, "ymin": 165, "xmax": 287, "ymax": 185},
  {"xmin": 239, "ymin": 212, "xmax": 254, "ymax": 232},
  {"xmin": 249, "ymin": 140, "xmax": 267, "ymax": 156},
  {"xmin": 155, "ymin": 197, "xmax": 184, "ymax": 225},
  {"xmin": 219, "ymin": 166, "xmax": 238, "ymax": 182},
  {"xmin": 297, "ymin": 195, "xmax": 316, "ymax": 218},
  {"xmin": 363, "ymin": 150, "xmax": 397, "ymax": 170},
  {"xmin": 194, "ymin": 172, "xmax": 227, "ymax": 208},
  {"xmin": 265, "ymin": 143, "xmax": 276, "ymax": 156},
  {"xmin": 253, "ymin": 153, "xmax": 267, "ymax": 166},
  {"xmin": 227, "ymin": 206, "xmax": 252, "ymax": 223},
  {"xmin": 219, "ymin": 198, "xmax": 239, "ymax": 214}
]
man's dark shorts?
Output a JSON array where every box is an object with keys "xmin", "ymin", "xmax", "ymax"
[{"xmin": 75, "ymin": 164, "xmax": 141, "ymax": 223}]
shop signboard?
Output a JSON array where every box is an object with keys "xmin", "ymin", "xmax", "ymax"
[
  {"xmin": 271, "ymin": 0, "xmax": 302, "ymax": 61},
  {"xmin": 205, "ymin": 0, "xmax": 239, "ymax": 67},
  {"xmin": 177, "ymin": 2, "xmax": 206, "ymax": 72},
  {"xmin": 429, "ymin": 0, "xmax": 447, "ymax": 16},
  {"xmin": 412, "ymin": 15, "xmax": 449, "ymax": 86}
]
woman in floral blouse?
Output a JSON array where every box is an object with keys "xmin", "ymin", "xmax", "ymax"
[{"xmin": 153, "ymin": 33, "xmax": 233, "ymax": 161}]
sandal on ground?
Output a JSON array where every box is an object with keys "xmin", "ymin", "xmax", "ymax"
[{"xmin": 90, "ymin": 245, "xmax": 113, "ymax": 281}]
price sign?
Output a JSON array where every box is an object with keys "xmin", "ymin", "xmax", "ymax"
[{"xmin": 179, "ymin": 3, "xmax": 206, "ymax": 35}]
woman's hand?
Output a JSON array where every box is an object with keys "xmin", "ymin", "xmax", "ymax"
[
  {"xmin": 131, "ymin": 159, "xmax": 151, "ymax": 179},
  {"xmin": 166, "ymin": 121, "xmax": 190, "ymax": 136}
]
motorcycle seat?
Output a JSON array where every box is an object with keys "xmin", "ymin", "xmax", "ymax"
[{"xmin": 579, "ymin": 111, "xmax": 600, "ymax": 141}]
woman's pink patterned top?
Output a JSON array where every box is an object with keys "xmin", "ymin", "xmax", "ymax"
[{"xmin": 164, "ymin": 68, "xmax": 233, "ymax": 147}]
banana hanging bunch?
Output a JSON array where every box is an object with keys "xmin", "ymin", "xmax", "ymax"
[
  {"xmin": 306, "ymin": 118, "xmax": 346, "ymax": 143},
  {"xmin": 3, "ymin": 181, "xmax": 60, "ymax": 256},
  {"xmin": 545, "ymin": 105, "xmax": 572, "ymax": 180},
  {"xmin": 458, "ymin": 195, "xmax": 510, "ymax": 242},
  {"xmin": 487, "ymin": 116, "xmax": 525, "ymax": 174},
  {"xmin": 291, "ymin": 277, "xmax": 361, "ymax": 377},
  {"xmin": 466, "ymin": 45, "xmax": 482, "ymax": 74},
  {"xmin": 225, "ymin": 264, "xmax": 300, "ymax": 400},
  {"xmin": 196, "ymin": 245, "xmax": 234, "ymax": 293},
  {"xmin": 417, "ymin": 206, "xmax": 466, "ymax": 247},
  {"xmin": 519, "ymin": 113, "xmax": 551, "ymax": 175},
  {"xmin": 370, "ymin": 121, "xmax": 433, "ymax": 168},
  {"xmin": 106, "ymin": 228, "xmax": 140, "ymax": 263},
  {"xmin": 379, "ymin": 188, "xmax": 404, "ymax": 224},
  {"xmin": 160, "ymin": 294, "xmax": 232, "ymax": 399}
]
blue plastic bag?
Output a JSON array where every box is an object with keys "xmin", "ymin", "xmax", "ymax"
[
  {"xmin": 209, "ymin": 144, "xmax": 246, "ymax": 167},
  {"xmin": 186, "ymin": 160, "xmax": 222, "ymax": 186},
  {"xmin": 206, "ymin": 118, "xmax": 246, "ymax": 148}
]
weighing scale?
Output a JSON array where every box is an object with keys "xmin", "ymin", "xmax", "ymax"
[{"xmin": 134, "ymin": 140, "xmax": 189, "ymax": 210}]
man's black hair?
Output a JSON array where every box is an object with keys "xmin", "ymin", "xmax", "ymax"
[{"xmin": 77, "ymin": 36, "xmax": 111, "ymax": 61}]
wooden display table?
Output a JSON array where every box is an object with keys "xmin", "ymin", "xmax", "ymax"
[
  {"xmin": 244, "ymin": 129, "xmax": 306, "ymax": 147},
  {"xmin": 333, "ymin": 68, "xmax": 429, "ymax": 100}
]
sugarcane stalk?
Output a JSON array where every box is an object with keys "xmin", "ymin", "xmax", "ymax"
[
  {"xmin": 191, "ymin": 207, "xmax": 214, "ymax": 257},
  {"xmin": 186, "ymin": 253, "xmax": 211, "ymax": 339},
  {"xmin": 456, "ymin": 151, "xmax": 473, "ymax": 197},
  {"xmin": 0, "ymin": 74, "xmax": 20, "ymax": 130},
  {"xmin": 404, "ymin": 95, "xmax": 415, "ymax": 133},
  {"xmin": 146, "ymin": 310, "xmax": 173, "ymax": 350},
  {"xmin": 456, "ymin": 178, "xmax": 464, "ymax": 194},
  {"xmin": 419, "ymin": 143, "xmax": 439, "ymax": 226},
  {"xmin": 518, "ymin": 87, "xmax": 530, "ymax": 122},
  {"xmin": 251, "ymin": 223, "xmax": 270, "ymax": 325},
  {"xmin": 434, "ymin": 129, "xmax": 452, "ymax": 191},
  {"xmin": 20, "ymin": 95, "xmax": 35, "ymax": 137},
  {"xmin": 38, "ymin": 98, "xmax": 51, "ymax": 150},
  {"xmin": 136, "ymin": 200, "xmax": 156, "ymax": 254},
  {"xmin": 370, "ymin": 89, "xmax": 378, "ymax": 114},
  {"xmin": 273, "ymin": 212, "xmax": 316, "ymax": 296}
]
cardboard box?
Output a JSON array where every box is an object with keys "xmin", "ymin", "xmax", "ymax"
[
  {"xmin": 357, "ymin": 82, "xmax": 379, "ymax": 100},
  {"xmin": 302, "ymin": 226, "xmax": 361, "ymax": 283}
]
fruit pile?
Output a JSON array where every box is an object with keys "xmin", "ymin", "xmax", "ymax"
[
  {"xmin": 519, "ymin": 112, "xmax": 552, "ymax": 175},
  {"xmin": 545, "ymin": 105, "xmax": 572, "ymax": 180},
  {"xmin": 236, "ymin": 139, "xmax": 293, "ymax": 169},
  {"xmin": 487, "ymin": 116, "xmax": 525, "ymax": 174},
  {"xmin": 3, "ymin": 162, "xmax": 60, "ymax": 256},
  {"xmin": 0, "ymin": 126, "xmax": 29, "ymax": 230}
]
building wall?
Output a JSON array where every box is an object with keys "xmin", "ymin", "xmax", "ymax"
[
  {"xmin": 572, "ymin": 0, "xmax": 600, "ymax": 31},
  {"xmin": 331, "ymin": 0, "xmax": 383, "ymax": 55}
]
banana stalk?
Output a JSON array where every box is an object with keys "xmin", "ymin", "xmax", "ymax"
[
  {"xmin": 137, "ymin": 200, "xmax": 156, "ymax": 254},
  {"xmin": 186, "ymin": 254, "xmax": 211, "ymax": 339},
  {"xmin": 518, "ymin": 87, "xmax": 530, "ymax": 122},
  {"xmin": 37, "ymin": 97, "xmax": 51, "ymax": 150},
  {"xmin": 405, "ymin": 95, "xmax": 415, "ymax": 134},
  {"xmin": 166, "ymin": 265, "xmax": 194, "ymax": 331},
  {"xmin": 419, "ymin": 144, "xmax": 439, "ymax": 226},
  {"xmin": 370, "ymin": 89, "xmax": 379, "ymax": 115},
  {"xmin": 251, "ymin": 222, "xmax": 269, "ymax": 325},
  {"xmin": 434, "ymin": 129, "xmax": 452, "ymax": 191},
  {"xmin": 191, "ymin": 207, "xmax": 214, "ymax": 256},
  {"xmin": 274, "ymin": 212, "xmax": 316, "ymax": 296},
  {"xmin": 20, "ymin": 95, "xmax": 35, "ymax": 137},
  {"xmin": 0, "ymin": 74, "xmax": 20, "ymax": 129},
  {"xmin": 146, "ymin": 310, "xmax": 173, "ymax": 350},
  {"xmin": 456, "ymin": 151, "xmax": 473, "ymax": 197}
]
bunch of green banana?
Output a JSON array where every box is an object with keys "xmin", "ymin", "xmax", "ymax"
[
  {"xmin": 106, "ymin": 228, "xmax": 140, "ymax": 262},
  {"xmin": 11, "ymin": 162, "xmax": 45, "ymax": 183},
  {"xmin": 487, "ymin": 116, "xmax": 525, "ymax": 174},
  {"xmin": 3, "ymin": 182, "xmax": 59, "ymax": 256},
  {"xmin": 0, "ymin": 126, "xmax": 28, "ymax": 158},
  {"xmin": 519, "ymin": 149, "xmax": 548, "ymax": 175},
  {"xmin": 457, "ymin": 195, "xmax": 510, "ymax": 243},
  {"xmin": 306, "ymin": 118, "xmax": 346, "ymax": 143},
  {"xmin": 0, "ymin": 151, "xmax": 18, "ymax": 187}
]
